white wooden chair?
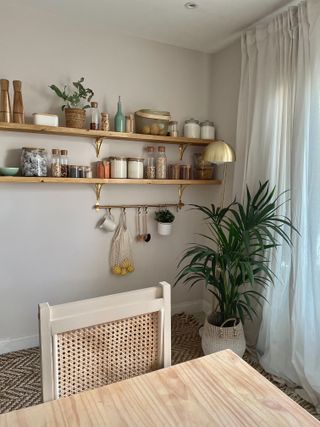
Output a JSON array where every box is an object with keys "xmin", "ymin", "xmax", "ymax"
[{"xmin": 39, "ymin": 281, "xmax": 171, "ymax": 402}]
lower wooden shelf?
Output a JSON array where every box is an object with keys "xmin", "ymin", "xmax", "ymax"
[{"xmin": 0, "ymin": 177, "xmax": 221, "ymax": 185}]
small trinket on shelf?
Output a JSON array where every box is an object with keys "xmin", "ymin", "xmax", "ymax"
[
  {"xmin": 13, "ymin": 80, "xmax": 25, "ymax": 124},
  {"xmin": 0, "ymin": 79, "xmax": 11, "ymax": 123},
  {"xmin": 100, "ymin": 112, "xmax": 110, "ymax": 131}
]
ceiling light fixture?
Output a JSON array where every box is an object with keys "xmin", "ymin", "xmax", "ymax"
[{"xmin": 184, "ymin": 2, "xmax": 198, "ymax": 10}]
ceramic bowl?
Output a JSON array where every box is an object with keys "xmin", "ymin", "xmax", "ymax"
[{"xmin": 0, "ymin": 167, "xmax": 20, "ymax": 176}]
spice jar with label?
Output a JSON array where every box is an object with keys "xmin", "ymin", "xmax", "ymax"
[
  {"xmin": 200, "ymin": 121, "xmax": 215, "ymax": 140},
  {"xmin": 168, "ymin": 121, "xmax": 178, "ymax": 137},
  {"xmin": 100, "ymin": 113, "xmax": 110, "ymax": 131},
  {"xmin": 156, "ymin": 146, "xmax": 167, "ymax": 179},
  {"xmin": 184, "ymin": 118, "xmax": 200, "ymax": 138},
  {"xmin": 128, "ymin": 158, "xmax": 144, "ymax": 179},
  {"xmin": 110, "ymin": 157, "xmax": 127, "ymax": 178},
  {"xmin": 21, "ymin": 147, "xmax": 48, "ymax": 177}
]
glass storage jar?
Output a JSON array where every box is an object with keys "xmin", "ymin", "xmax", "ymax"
[
  {"xmin": 128, "ymin": 157, "xmax": 144, "ymax": 179},
  {"xmin": 156, "ymin": 146, "xmax": 167, "ymax": 179},
  {"xmin": 21, "ymin": 147, "xmax": 48, "ymax": 176},
  {"xmin": 184, "ymin": 118, "xmax": 200, "ymax": 138},
  {"xmin": 200, "ymin": 121, "xmax": 215, "ymax": 140},
  {"xmin": 168, "ymin": 121, "xmax": 178, "ymax": 137},
  {"xmin": 110, "ymin": 157, "xmax": 127, "ymax": 178},
  {"xmin": 145, "ymin": 146, "xmax": 156, "ymax": 179}
]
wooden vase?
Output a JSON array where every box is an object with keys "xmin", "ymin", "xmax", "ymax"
[
  {"xmin": 13, "ymin": 80, "xmax": 25, "ymax": 124},
  {"xmin": 0, "ymin": 79, "xmax": 11, "ymax": 123}
]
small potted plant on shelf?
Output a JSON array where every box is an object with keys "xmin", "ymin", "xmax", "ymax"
[
  {"xmin": 49, "ymin": 77, "xmax": 94, "ymax": 129},
  {"xmin": 155, "ymin": 209, "xmax": 175, "ymax": 236},
  {"xmin": 175, "ymin": 181, "xmax": 297, "ymax": 357}
]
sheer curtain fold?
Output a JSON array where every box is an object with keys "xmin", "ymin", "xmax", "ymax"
[{"xmin": 233, "ymin": 1, "xmax": 320, "ymax": 410}]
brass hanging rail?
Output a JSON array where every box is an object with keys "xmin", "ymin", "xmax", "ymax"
[{"xmin": 94, "ymin": 202, "xmax": 184, "ymax": 211}]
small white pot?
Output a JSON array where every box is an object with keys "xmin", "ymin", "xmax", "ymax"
[{"xmin": 157, "ymin": 222, "xmax": 173, "ymax": 236}]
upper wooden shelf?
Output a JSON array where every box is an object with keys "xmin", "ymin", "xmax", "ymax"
[
  {"xmin": 0, "ymin": 177, "xmax": 221, "ymax": 185},
  {"xmin": 0, "ymin": 122, "xmax": 213, "ymax": 146}
]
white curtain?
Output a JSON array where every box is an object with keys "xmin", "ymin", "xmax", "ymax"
[{"xmin": 233, "ymin": 0, "xmax": 320, "ymax": 410}]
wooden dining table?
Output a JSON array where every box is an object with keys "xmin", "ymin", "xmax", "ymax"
[{"xmin": 0, "ymin": 349, "xmax": 319, "ymax": 426}]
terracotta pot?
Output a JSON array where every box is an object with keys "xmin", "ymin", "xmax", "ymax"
[
  {"xmin": 201, "ymin": 315, "xmax": 246, "ymax": 357},
  {"xmin": 157, "ymin": 222, "xmax": 172, "ymax": 236},
  {"xmin": 65, "ymin": 108, "xmax": 86, "ymax": 129}
]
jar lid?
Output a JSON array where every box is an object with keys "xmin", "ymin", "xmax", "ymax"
[
  {"xmin": 127, "ymin": 157, "xmax": 144, "ymax": 161},
  {"xmin": 146, "ymin": 146, "xmax": 155, "ymax": 152},
  {"xmin": 110, "ymin": 156, "xmax": 127, "ymax": 160},
  {"xmin": 169, "ymin": 120, "xmax": 178, "ymax": 125},
  {"xmin": 185, "ymin": 118, "xmax": 199, "ymax": 124},
  {"xmin": 200, "ymin": 120, "xmax": 214, "ymax": 127},
  {"xmin": 135, "ymin": 109, "xmax": 171, "ymax": 121},
  {"xmin": 101, "ymin": 112, "xmax": 109, "ymax": 117},
  {"xmin": 91, "ymin": 101, "xmax": 98, "ymax": 108},
  {"xmin": 158, "ymin": 146, "xmax": 166, "ymax": 152},
  {"xmin": 61, "ymin": 149, "xmax": 68, "ymax": 155},
  {"xmin": 52, "ymin": 149, "xmax": 60, "ymax": 154},
  {"xmin": 22, "ymin": 147, "xmax": 46, "ymax": 152}
]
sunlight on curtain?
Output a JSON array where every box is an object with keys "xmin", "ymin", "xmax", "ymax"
[{"xmin": 233, "ymin": 0, "xmax": 320, "ymax": 411}]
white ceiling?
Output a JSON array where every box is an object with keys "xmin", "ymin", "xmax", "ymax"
[{"xmin": 21, "ymin": 0, "xmax": 293, "ymax": 53}]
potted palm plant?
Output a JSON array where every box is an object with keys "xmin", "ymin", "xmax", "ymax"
[
  {"xmin": 49, "ymin": 77, "xmax": 94, "ymax": 129},
  {"xmin": 176, "ymin": 181, "xmax": 297, "ymax": 357},
  {"xmin": 155, "ymin": 209, "xmax": 175, "ymax": 236}
]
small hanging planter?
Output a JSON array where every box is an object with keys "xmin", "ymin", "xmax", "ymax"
[{"xmin": 155, "ymin": 209, "xmax": 175, "ymax": 236}]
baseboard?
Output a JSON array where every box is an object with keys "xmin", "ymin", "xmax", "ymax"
[
  {"xmin": 0, "ymin": 299, "xmax": 207, "ymax": 354},
  {"xmin": 0, "ymin": 335, "xmax": 39, "ymax": 355},
  {"xmin": 171, "ymin": 299, "xmax": 203, "ymax": 315}
]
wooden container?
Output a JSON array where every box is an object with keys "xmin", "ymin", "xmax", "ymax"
[
  {"xmin": 0, "ymin": 79, "xmax": 11, "ymax": 122},
  {"xmin": 13, "ymin": 80, "xmax": 24, "ymax": 123}
]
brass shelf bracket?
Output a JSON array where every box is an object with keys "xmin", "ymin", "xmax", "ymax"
[
  {"xmin": 178, "ymin": 144, "xmax": 189, "ymax": 160},
  {"xmin": 178, "ymin": 184, "xmax": 188, "ymax": 209},
  {"xmin": 95, "ymin": 137, "xmax": 104, "ymax": 158},
  {"xmin": 95, "ymin": 183, "xmax": 103, "ymax": 210}
]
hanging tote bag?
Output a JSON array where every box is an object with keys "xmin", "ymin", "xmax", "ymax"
[{"xmin": 110, "ymin": 211, "xmax": 135, "ymax": 276}]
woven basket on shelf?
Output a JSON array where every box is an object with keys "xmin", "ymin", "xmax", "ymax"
[
  {"xmin": 201, "ymin": 316, "xmax": 246, "ymax": 357},
  {"xmin": 65, "ymin": 108, "xmax": 86, "ymax": 129}
]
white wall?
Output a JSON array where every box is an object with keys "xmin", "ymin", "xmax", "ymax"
[
  {"xmin": 0, "ymin": 3, "xmax": 222, "ymax": 352},
  {"xmin": 203, "ymin": 39, "xmax": 242, "ymax": 311}
]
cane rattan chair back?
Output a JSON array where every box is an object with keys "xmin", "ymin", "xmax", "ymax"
[{"xmin": 39, "ymin": 282, "xmax": 171, "ymax": 402}]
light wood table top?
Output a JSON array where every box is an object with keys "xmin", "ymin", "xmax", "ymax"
[{"xmin": 0, "ymin": 349, "xmax": 319, "ymax": 427}]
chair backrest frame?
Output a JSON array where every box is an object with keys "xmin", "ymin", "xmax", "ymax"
[{"xmin": 39, "ymin": 281, "xmax": 171, "ymax": 402}]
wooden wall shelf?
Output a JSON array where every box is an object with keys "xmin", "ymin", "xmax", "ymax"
[
  {"xmin": 0, "ymin": 122, "xmax": 213, "ymax": 146},
  {"xmin": 0, "ymin": 177, "xmax": 221, "ymax": 185}
]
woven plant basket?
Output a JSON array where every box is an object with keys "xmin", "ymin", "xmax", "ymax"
[
  {"xmin": 65, "ymin": 108, "xmax": 86, "ymax": 129},
  {"xmin": 201, "ymin": 316, "xmax": 246, "ymax": 357}
]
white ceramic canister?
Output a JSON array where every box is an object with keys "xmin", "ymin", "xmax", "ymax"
[
  {"xmin": 200, "ymin": 121, "xmax": 215, "ymax": 140},
  {"xmin": 127, "ymin": 157, "xmax": 144, "ymax": 179},
  {"xmin": 110, "ymin": 157, "xmax": 127, "ymax": 178},
  {"xmin": 184, "ymin": 118, "xmax": 200, "ymax": 138}
]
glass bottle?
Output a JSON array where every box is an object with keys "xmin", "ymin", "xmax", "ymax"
[
  {"xmin": 51, "ymin": 149, "xmax": 61, "ymax": 177},
  {"xmin": 145, "ymin": 146, "xmax": 156, "ymax": 179},
  {"xmin": 114, "ymin": 96, "xmax": 125, "ymax": 132},
  {"xmin": 156, "ymin": 146, "xmax": 167, "ymax": 179},
  {"xmin": 60, "ymin": 149, "xmax": 68, "ymax": 177},
  {"xmin": 90, "ymin": 101, "xmax": 99, "ymax": 130}
]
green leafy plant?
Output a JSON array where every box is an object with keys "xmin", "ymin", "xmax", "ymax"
[
  {"xmin": 175, "ymin": 181, "xmax": 298, "ymax": 326},
  {"xmin": 49, "ymin": 77, "xmax": 94, "ymax": 110},
  {"xmin": 155, "ymin": 209, "xmax": 175, "ymax": 223}
]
